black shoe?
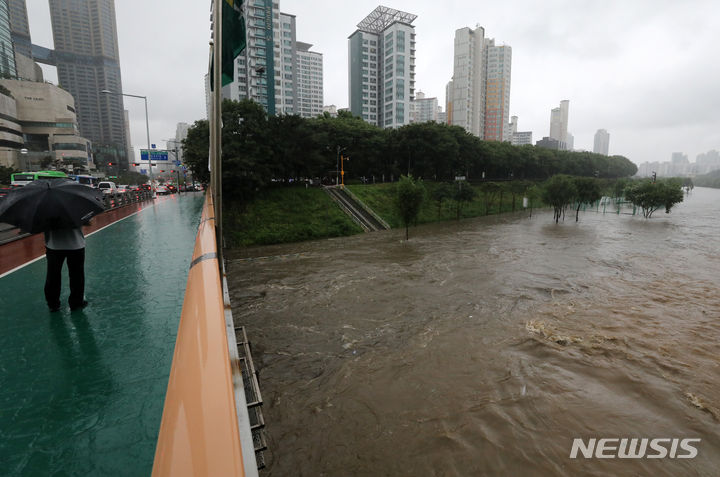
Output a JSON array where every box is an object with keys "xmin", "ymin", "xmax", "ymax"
[
  {"xmin": 49, "ymin": 305, "xmax": 61, "ymax": 312},
  {"xmin": 70, "ymin": 300, "xmax": 89, "ymax": 311}
]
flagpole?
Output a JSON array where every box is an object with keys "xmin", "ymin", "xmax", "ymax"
[{"xmin": 212, "ymin": 0, "xmax": 223, "ymax": 267}]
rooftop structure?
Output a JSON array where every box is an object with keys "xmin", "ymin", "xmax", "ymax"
[{"xmin": 356, "ymin": 6, "xmax": 417, "ymax": 33}]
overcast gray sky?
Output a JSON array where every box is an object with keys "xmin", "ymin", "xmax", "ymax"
[{"xmin": 27, "ymin": 0, "xmax": 720, "ymax": 165}]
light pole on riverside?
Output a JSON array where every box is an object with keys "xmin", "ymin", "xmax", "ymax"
[
  {"xmin": 336, "ymin": 145, "xmax": 346, "ymax": 186},
  {"xmin": 100, "ymin": 90, "xmax": 154, "ymax": 195},
  {"xmin": 164, "ymin": 139, "xmax": 184, "ymax": 191}
]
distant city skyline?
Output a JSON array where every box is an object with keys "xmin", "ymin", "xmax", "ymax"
[{"xmin": 23, "ymin": 0, "xmax": 720, "ymax": 165}]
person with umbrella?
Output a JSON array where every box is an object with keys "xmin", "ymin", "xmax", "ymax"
[{"xmin": 0, "ymin": 178, "xmax": 105, "ymax": 312}]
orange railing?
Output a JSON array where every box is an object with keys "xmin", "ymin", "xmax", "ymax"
[{"xmin": 152, "ymin": 190, "xmax": 249, "ymax": 476}]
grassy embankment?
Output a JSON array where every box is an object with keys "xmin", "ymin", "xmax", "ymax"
[
  {"xmin": 224, "ymin": 186, "xmax": 363, "ymax": 247},
  {"xmin": 224, "ymin": 181, "xmax": 542, "ymax": 247},
  {"xmin": 347, "ymin": 181, "xmax": 538, "ymax": 228}
]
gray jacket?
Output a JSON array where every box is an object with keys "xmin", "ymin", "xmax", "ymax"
[{"xmin": 44, "ymin": 227, "xmax": 86, "ymax": 250}]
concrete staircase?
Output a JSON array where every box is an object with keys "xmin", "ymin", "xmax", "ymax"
[{"xmin": 324, "ymin": 186, "xmax": 389, "ymax": 232}]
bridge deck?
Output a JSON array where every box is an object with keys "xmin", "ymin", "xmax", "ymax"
[{"xmin": 0, "ymin": 193, "xmax": 204, "ymax": 476}]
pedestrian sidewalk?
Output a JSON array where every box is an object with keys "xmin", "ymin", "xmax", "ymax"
[{"xmin": 0, "ymin": 193, "xmax": 204, "ymax": 476}]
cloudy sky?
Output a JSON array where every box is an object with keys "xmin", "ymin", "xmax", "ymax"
[{"xmin": 27, "ymin": 0, "xmax": 720, "ymax": 165}]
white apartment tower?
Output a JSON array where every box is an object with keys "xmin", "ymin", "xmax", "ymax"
[
  {"xmin": 593, "ymin": 129, "xmax": 610, "ymax": 156},
  {"xmin": 445, "ymin": 80, "xmax": 453, "ymax": 124},
  {"xmin": 448, "ymin": 26, "xmax": 512, "ymax": 141},
  {"xmin": 412, "ymin": 91, "xmax": 439, "ymax": 123},
  {"xmin": 229, "ymin": 1, "xmax": 322, "ymax": 116},
  {"xmin": 349, "ymin": 6, "xmax": 417, "ymax": 128},
  {"xmin": 296, "ymin": 42, "xmax": 323, "ymax": 118},
  {"xmin": 450, "ymin": 26, "xmax": 485, "ymax": 136},
  {"xmin": 549, "ymin": 100, "xmax": 570, "ymax": 150},
  {"xmin": 509, "ymin": 116, "xmax": 532, "ymax": 145}
]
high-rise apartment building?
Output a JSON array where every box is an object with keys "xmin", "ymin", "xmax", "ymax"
[
  {"xmin": 484, "ymin": 39, "xmax": 511, "ymax": 141},
  {"xmin": 509, "ymin": 115, "xmax": 532, "ymax": 145},
  {"xmin": 549, "ymin": 100, "xmax": 569, "ymax": 150},
  {"xmin": 449, "ymin": 26, "xmax": 484, "ymax": 136},
  {"xmin": 593, "ymin": 129, "xmax": 609, "ymax": 155},
  {"xmin": 411, "ymin": 91, "xmax": 438, "ymax": 123},
  {"xmin": 48, "ymin": 0, "xmax": 128, "ymax": 168},
  {"xmin": 437, "ymin": 108, "xmax": 447, "ymax": 124},
  {"xmin": 296, "ymin": 42, "xmax": 323, "ymax": 118},
  {"xmin": 349, "ymin": 6, "xmax": 417, "ymax": 128},
  {"xmin": 0, "ymin": 0, "xmax": 17, "ymax": 78},
  {"xmin": 448, "ymin": 26, "xmax": 511, "ymax": 141},
  {"xmin": 230, "ymin": 1, "xmax": 322, "ymax": 117},
  {"xmin": 6, "ymin": 0, "xmax": 29, "ymax": 58},
  {"xmin": 445, "ymin": 80, "xmax": 453, "ymax": 125},
  {"xmin": 231, "ymin": 1, "xmax": 278, "ymax": 114}
]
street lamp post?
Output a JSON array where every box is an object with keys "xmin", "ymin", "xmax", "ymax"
[
  {"xmin": 100, "ymin": 89, "xmax": 154, "ymax": 196},
  {"xmin": 165, "ymin": 139, "xmax": 183, "ymax": 192},
  {"xmin": 336, "ymin": 145, "xmax": 346, "ymax": 186}
]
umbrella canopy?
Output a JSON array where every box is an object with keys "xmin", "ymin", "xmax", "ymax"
[{"xmin": 0, "ymin": 179, "xmax": 105, "ymax": 234}]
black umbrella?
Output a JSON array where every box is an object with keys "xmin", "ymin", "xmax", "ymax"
[{"xmin": 0, "ymin": 179, "xmax": 105, "ymax": 234}]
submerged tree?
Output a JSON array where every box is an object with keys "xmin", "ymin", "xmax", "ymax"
[
  {"xmin": 453, "ymin": 181, "xmax": 477, "ymax": 220},
  {"xmin": 431, "ymin": 183, "xmax": 453, "ymax": 217},
  {"xmin": 479, "ymin": 181, "xmax": 501, "ymax": 215},
  {"xmin": 625, "ymin": 179, "xmax": 684, "ymax": 218},
  {"xmin": 395, "ymin": 175, "xmax": 426, "ymax": 240},
  {"xmin": 541, "ymin": 174, "xmax": 578, "ymax": 223},
  {"xmin": 573, "ymin": 177, "xmax": 602, "ymax": 222}
]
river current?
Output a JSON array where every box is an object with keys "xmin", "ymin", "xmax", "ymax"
[{"xmin": 227, "ymin": 187, "xmax": 720, "ymax": 476}]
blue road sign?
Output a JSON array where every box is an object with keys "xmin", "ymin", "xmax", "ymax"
[{"xmin": 140, "ymin": 150, "xmax": 169, "ymax": 161}]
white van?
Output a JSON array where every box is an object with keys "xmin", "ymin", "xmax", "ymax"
[{"xmin": 97, "ymin": 181, "xmax": 118, "ymax": 195}]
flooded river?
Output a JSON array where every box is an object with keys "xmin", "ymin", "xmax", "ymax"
[{"xmin": 226, "ymin": 187, "xmax": 720, "ymax": 476}]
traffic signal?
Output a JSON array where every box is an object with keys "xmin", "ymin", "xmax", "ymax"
[
  {"xmin": 108, "ymin": 162, "xmax": 114, "ymax": 166},
  {"xmin": 132, "ymin": 163, "xmax": 139, "ymax": 166}
]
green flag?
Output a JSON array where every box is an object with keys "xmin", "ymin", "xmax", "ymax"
[{"xmin": 221, "ymin": 0, "xmax": 246, "ymax": 86}]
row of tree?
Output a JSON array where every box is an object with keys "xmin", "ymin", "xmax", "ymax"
[
  {"xmin": 395, "ymin": 174, "xmax": 686, "ymax": 239},
  {"xmin": 537, "ymin": 175, "xmax": 685, "ymax": 222},
  {"xmin": 694, "ymin": 169, "xmax": 720, "ymax": 189},
  {"xmin": 183, "ymin": 99, "xmax": 639, "ymax": 205}
]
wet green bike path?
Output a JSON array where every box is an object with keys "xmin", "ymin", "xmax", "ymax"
[{"xmin": 0, "ymin": 193, "xmax": 205, "ymax": 476}]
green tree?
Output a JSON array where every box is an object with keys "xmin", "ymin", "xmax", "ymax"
[
  {"xmin": 573, "ymin": 177, "xmax": 602, "ymax": 222},
  {"xmin": 182, "ymin": 119, "xmax": 209, "ymax": 185},
  {"xmin": 625, "ymin": 179, "xmax": 684, "ymax": 218},
  {"xmin": 395, "ymin": 175, "xmax": 426, "ymax": 240},
  {"xmin": 479, "ymin": 181, "xmax": 502, "ymax": 215},
  {"xmin": 510, "ymin": 180, "xmax": 530, "ymax": 212},
  {"xmin": 431, "ymin": 183, "xmax": 453, "ymax": 217},
  {"xmin": 613, "ymin": 178, "xmax": 630, "ymax": 199},
  {"xmin": 525, "ymin": 184, "xmax": 542, "ymax": 218},
  {"xmin": 542, "ymin": 174, "xmax": 578, "ymax": 223},
  {"xmin": 694, "ymin": 170, "xmax": 720, "ymax": 189},
  {"xmin": 454, "ymin": 181, "xmax": 477, "ymax": 219}
]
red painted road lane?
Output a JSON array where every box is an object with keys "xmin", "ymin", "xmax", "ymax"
[{"xmin": 0, "ymin": 200, "xmax": 154, "ymax": 276}]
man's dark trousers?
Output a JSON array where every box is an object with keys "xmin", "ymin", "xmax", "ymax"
[{"xmin": 44, "ymin": 247, "xmax": 85, "ymax": 309}]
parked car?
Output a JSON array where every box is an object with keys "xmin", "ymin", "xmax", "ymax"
[
  {"xmin": 97, "ymin": 181, "xmax": 118, "ymax": 195},
  {"xmin": 155, "ymin": 185, "xmax": 169, "ymax": 195}
]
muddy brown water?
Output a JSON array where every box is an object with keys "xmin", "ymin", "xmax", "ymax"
[{"xmin": 227, "ymin": 187, "xmax": 720, "ymax": 477}]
